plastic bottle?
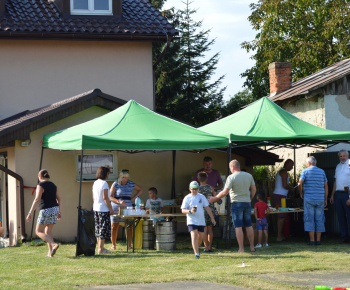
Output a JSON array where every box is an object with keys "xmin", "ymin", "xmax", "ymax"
[
  {"xmin": 267, "ymin": 197, "xmax": 272, "ymax": 207},
  {"xmin": 314, "ymin": 286, "xmax": 332, "ymax": 290},
  {"xmin": 135, "ymin": 197, "xmax": 141, "ymax": 210},
  {"xmin": 281, "ymin": 197, "xmax": 286, "ymax": 208}
]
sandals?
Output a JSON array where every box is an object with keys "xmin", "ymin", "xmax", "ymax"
[
  {"xmin": 51, "ymin": 244, "xmax": 59, "ymax": 257},
  {"xmin": 98, "ymin": 248, "xmax": 111, "ymax": 254}
]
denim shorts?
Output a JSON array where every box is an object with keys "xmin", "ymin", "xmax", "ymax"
[
  {"xmin": 188, "ymin": 225, "xmax": 205, "ymax": 232},
  {"xmin": 256, "ymin": 218, "xmax": 268, "ymax": 231},
  {"xmin": 303, "ymin": 199, "xmax": 325, "ymax": 232},
  {"xmin": 231, "ymin": 202, "xmax": 252, "ymax": 228}
]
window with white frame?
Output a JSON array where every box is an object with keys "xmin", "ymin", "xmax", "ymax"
[
  {"xmin": 71, "ymin": 0, "xmax": 113, "ymax": 15},
  {"xmin": 76, "ymin": 151, "xmax": 117, "ymax": 181}
]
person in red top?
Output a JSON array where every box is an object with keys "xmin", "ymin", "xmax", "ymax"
[{"xmin": 254, "ymin": 193, "xmax": 270, "ymax": 248}]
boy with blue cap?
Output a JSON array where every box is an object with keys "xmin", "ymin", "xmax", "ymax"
[{"xmin": 181, "ymin": 181, "xmax": 216, "ymax": 259}]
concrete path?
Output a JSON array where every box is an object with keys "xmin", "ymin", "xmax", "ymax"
[
  {"xmin": 85, "ymin": 271, "xmax": 350, "ymax": 289},
  {"xmin": 258, "ymin": 272, "xmax": 350, "ymax": 288}
]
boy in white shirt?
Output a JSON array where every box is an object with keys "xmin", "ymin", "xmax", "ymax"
[
  {"xmin": 181, "ymin": 181, "xmax": 216, "ymax": 259},
  {"xmin": 146, "ymin": 187, "xmax": 164, "ymax": 229},
  {"xmin": 145, "ymin": 187, "xmax": 163, "ymax": 215}
]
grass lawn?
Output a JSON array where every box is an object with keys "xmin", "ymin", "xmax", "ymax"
[{"xmin": 1, "ymin": 234, "xmax": 350, "ymax": 289}]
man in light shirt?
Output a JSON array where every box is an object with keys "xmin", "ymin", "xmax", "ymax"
[
  {"xmin": 298, "ymin": 156, "xmax": 328, "ymax": 246},
  {"xmin": 209, "ymin": 160, "xmax": 256, "ymax": 252},
  {"xmin": 330, "ymin": 150, "xmax": 350, "ymax": 243}
]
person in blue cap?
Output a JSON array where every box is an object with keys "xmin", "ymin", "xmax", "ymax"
[{"xmin": 181, "ymin": 181, "xmax": 216, "ymax": 259}]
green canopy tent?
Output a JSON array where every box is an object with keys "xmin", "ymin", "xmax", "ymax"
[
  {"xmin": 200, "ymin": 97, "xmax": 350, "ymax": 246},
  {"xmin": 200, "ymin": 96, "xmax": 350, "ymax": 182},
  {"xmin": 42, "ymin": 100, "xmax": 229, "ymax": 254},
  {"xmin": 200, "ymin": 97, "xmax": 350, "ymax": 149},
  {"xmin": 43, "ymin": 100, "xmax": 228, "ymax": 151}
]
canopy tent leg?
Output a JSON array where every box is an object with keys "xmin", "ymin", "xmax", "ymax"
[
  {"xmin": 293, "ymin": 146, "xmax": 297, "ymax": 186},
  {"xmin": 30, "ymin": 146, "xmax": 45, "ymax": 240},
  {"xmin": 75, "ymin": 149, "xmax": 84, "ymax": 257},
  {"xmin": 226, "ymin": 143, "xmax": 232, "ymax": 248},
  {"xmin": 171, "ymin": 150, "xmax": 176, "ymax": 200}
]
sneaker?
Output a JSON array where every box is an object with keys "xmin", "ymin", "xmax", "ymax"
[
  {"xmin": 263, "ymin": 243, "xmax": 269, "ymax": 247},
  {"xmin": 203, "ymin": 249, "xmax": 207, "ymax": 253},
  {"xmin": 195, "ymin": 254, "xmax": 200, "ymax": 259},
  {"xmin": 315, "ymin": 241, "xmax": 321, "ymax": 246},
  {"xmin": 308, "ymin": 241, "xmax": 315, "ymax": 246},
  {"xmin": 255, "ymin": 244, "xmax": 262, "ymax": 248}
]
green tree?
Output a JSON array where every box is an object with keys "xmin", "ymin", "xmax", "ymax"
[
  {"xmin": 150, "ymin": 0, "xmax": 165, "ymax": 9},
  {"xmin": 221, "ymin": 89, "xmax": 254, "ymax": 118},
  {"xmin": 241, "ymin": 0, "xmax": 350, "ymax": 99},
  {"xmin": 154, "ymin": 0, "xmax": 225, "ymax": 127}
]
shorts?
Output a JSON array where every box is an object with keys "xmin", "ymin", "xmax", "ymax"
[
  {"xmin": 273, "ymin": 194, "xmax": 287, "ymax": 218},
  {"xmin": 303, "ymin": 199, "xmax": 325, "ymax": 232},
  {"xmin": 188, "ymin": 225, "xmax": 205, "ymax": 232},
  {"xmin": 94, "ymin": 211, "xmax": 111, "ymax": 240},
  {"xmin": 256, "ymin": 218, "xmax": 268, "ymax": 231},
  {"xmin": 231, "ymin": 202, "xmax": 252, "ymax": 228},
  {"xmin": 37, "ymin": 206, "xmax": 59, "ymax": 225}
]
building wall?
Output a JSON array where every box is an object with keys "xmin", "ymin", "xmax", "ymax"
[
  {"xmin": 8, "ymin": 106, "xmax": 110, "ymax": 244},
  {"xmin": 271, "ymin": 97, "xmax": 326, "ymax": 173},
  {"xmin": 324, "ymin": 94, "xmax": 350, "ymax": 152},
  {"xmin": 0, "ymin": 39, "xmax": 153, "ymax": 120},
  {"xmin": 5, "ymin": 147, "xmax": 20, "ymax": 246},
  {"xmin": 5, "ymin": 107, "xmax": 252, "ymax": 242}
]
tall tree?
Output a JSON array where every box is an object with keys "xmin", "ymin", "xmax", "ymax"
[
  {"xmin": 241, "ymin": 0, "xmax": 350, "ymax": 99},
  {"xmin": 154, "ymin": 0, "xmax": 225, "ymax": 127},
  {"xmin": 221, "ymin": 89, "xmax": 254, "ymax": 118},
  {"xmin": 150, "ymin": 0, "xmax": 165, "ymax": 9}
]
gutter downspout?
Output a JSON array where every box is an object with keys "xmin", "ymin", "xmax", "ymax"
[{"xmin": 0, "ymin": 164, "xmax": 26, "ymax": 242}]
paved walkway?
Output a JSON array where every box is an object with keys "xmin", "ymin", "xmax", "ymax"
[
  {"xmin": 85, "ymin": 272, "xmax": 350, "ymax": 289},
  {"xmin": 258, "ymin": 272, "xmax": 350, "ymax": 288}
]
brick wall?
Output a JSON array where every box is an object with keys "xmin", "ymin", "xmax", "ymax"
[{"xmin": 268, "ymin": 62, "xmax": 291, "ymax": 95}]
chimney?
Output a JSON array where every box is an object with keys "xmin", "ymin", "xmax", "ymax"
[
  {"xmin": 113, "ymin": 0, "xmax": 123, "ymax": 16},
  {"xmin": 268, "ymin": 62, "xmax": 291, "ymax": 96}
]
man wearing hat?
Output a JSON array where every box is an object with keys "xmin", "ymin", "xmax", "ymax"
[{"xmin": 181, "ymin": 181, "xmax": 216, "ymax": 259}]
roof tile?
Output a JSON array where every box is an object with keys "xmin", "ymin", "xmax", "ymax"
[
  {"xmin": 0, "ymin": 0, "xmax": 178, "ymax": 40},
  {"xmin": 269, "ymin": 58, "xmax": 350, "ymax": 102}
]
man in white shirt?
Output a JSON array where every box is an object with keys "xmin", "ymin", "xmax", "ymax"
[{"xmin": 330, "ymin": 150, "xmax": 350, "ymax": 243}]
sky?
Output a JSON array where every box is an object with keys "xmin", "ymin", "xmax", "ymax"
[{"xmin": 162, "ymin": 0, "xmax": 259, "ymax": 102}]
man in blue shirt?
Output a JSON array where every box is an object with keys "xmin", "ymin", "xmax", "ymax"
[{"xmin": 298, "ymin": 156, "xmax": 328, "ymax": 245}]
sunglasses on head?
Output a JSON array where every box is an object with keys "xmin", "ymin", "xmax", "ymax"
[{"xmin": 121, "ymin": 169, "xmax": 129, "ymax": 173}]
